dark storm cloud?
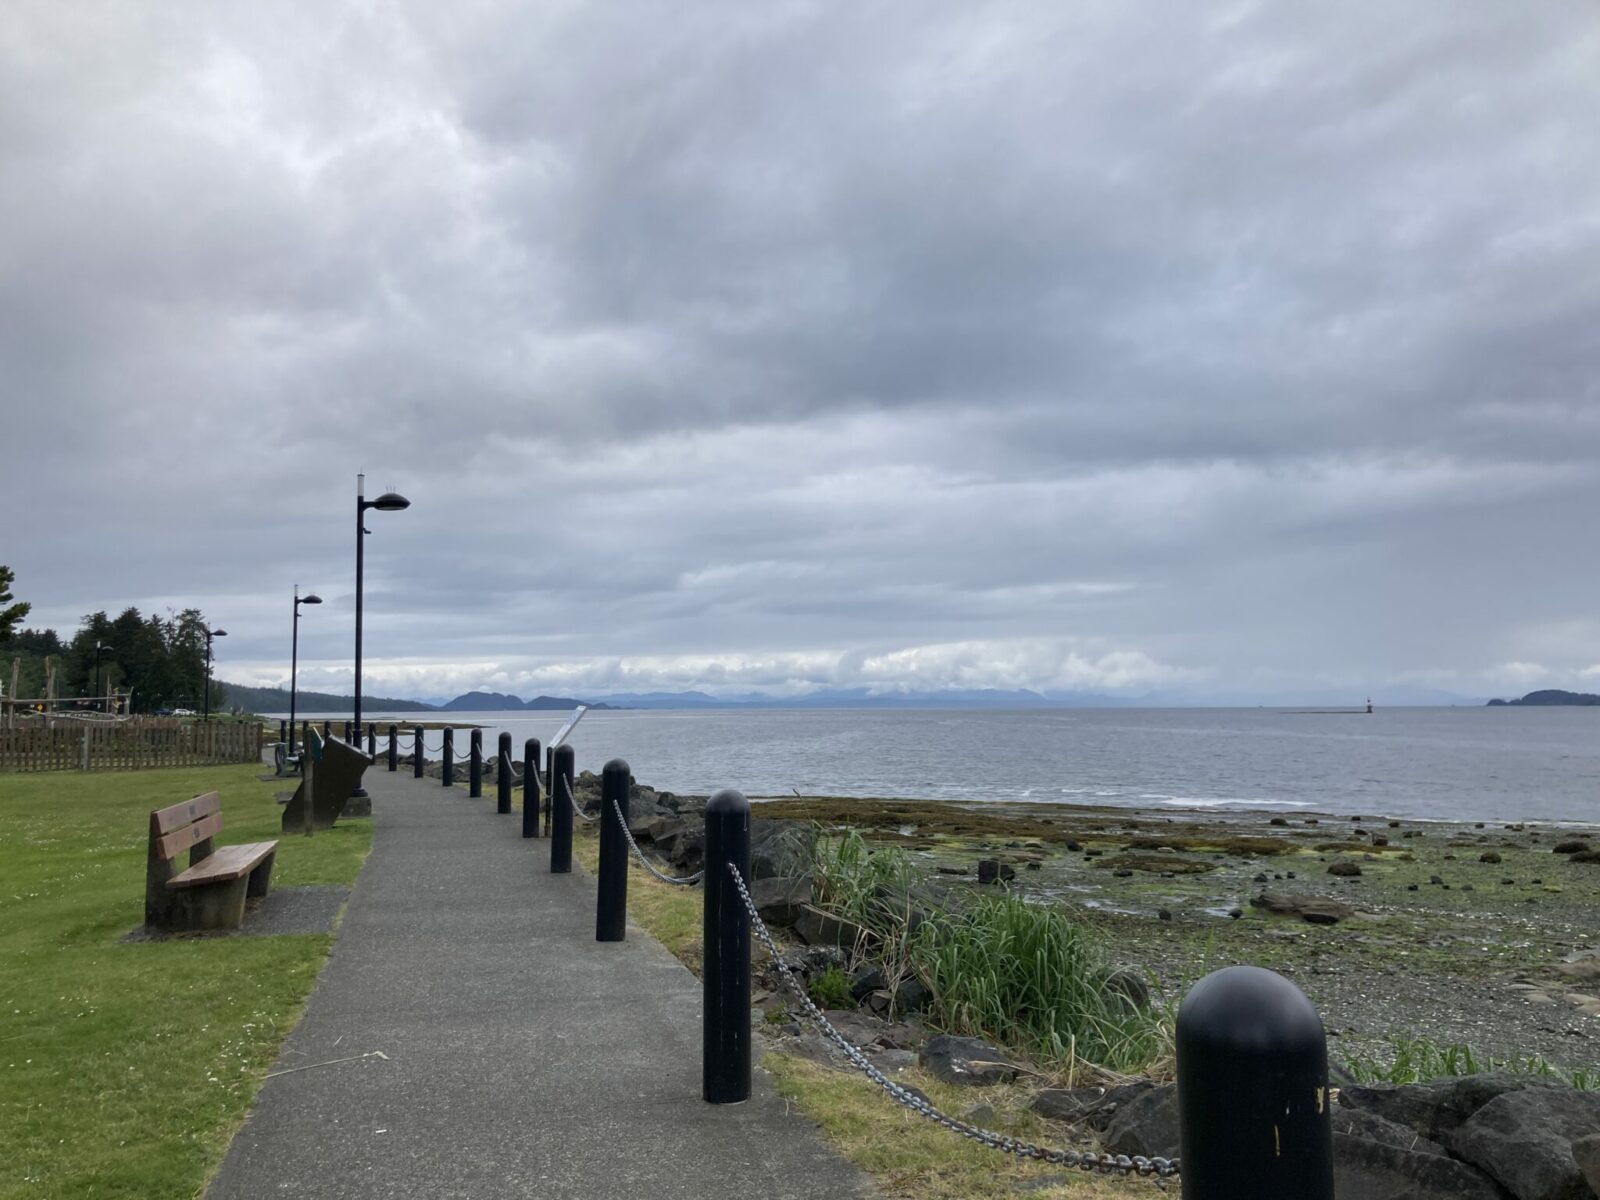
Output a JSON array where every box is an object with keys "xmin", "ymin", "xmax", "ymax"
[{"xmin": 4, "ymin": 1, "xmax": 1600, "ymax": 701}]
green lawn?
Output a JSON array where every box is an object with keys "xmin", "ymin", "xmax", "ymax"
[{"xmin": 0, "ymin": 764, "xmax": 371, "ymax": 1199}]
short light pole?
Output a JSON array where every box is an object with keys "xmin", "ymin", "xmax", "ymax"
[
  {"xmin": 353, "ymin": 473, "xmax": 409, "ymax": 798},
  {"xmin": 202, "ymin": 627, "xmax": 226, "ymax": 721},
  {"xmin": 289, "ymin": 588, "xmax": 322, "ymax": 755},
  {"xmin": 91, "ymin": 641, "xmax": 111, "ymax": 710}
]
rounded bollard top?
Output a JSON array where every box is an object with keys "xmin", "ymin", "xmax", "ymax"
[
  {"xmin": 602, "ymin": 757, "xmax": 631, "ymax": 778},
  {"xmin": 707, "ymin": 787, "xmax": 749, "ymax": 815},
  {"xmin": 524, "ymin": 735, "xmax": 542, "ymax": 752},
  {"xmin": 553, "ymin": 742, "xmax": 576, "ymax": 766},
  {"xmin": 1176, "ymin": 964, "xmax": 1325, "ymax": 1055}
]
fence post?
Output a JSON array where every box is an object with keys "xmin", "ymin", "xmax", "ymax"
[
  {"xmin": 703, "ymin": 788, "xmax": 751, "ymax": 1104},
  {"xmin": 387, "ymin": 724, "xmax": 398, "ymax": 771},
  {"xmin": 469, "ymin": 729, "xmax": 483, "ymax": 798},
  {"xmin": 596, "ymin": 758, "xmax": 629, "ymax": 941},
  {"xmin": 367, "ymin": 723, "xmax": 377, "ymax": 756},
  {"xmin": 279, "ymin": 719, "xmax": 287, "ymax": 744},
  {"xmin": 1176, "ymin": 965, "xmax": 1333, "ymax": 1200},
  {"xmin": 544, "ymin": 746, "xmax": 555, "ymax": 837},
  {"xmin": 323, "ymin": 721, "xmax": 332, "ymax": 741},
  {"xmin": 413, "ymin": 726, "xmax": 424, "ymax": 778},
  {"xmin": 343, "ymin": 720, "xmax": 352, "ymax": 742},
  {"xmin": 551, "ymin": 744, "xmax": 575, "ymax": 873},
  {"xmin": 522, "ymin": 737, "xmax": 543, "ymax": 838},
  {"xmin": 496, "ymin": 732, "xmax": 513, "ymax": 814},
  {"xmin": 443, "ymin": 728, "xmax": 455, "ymax": 787}
]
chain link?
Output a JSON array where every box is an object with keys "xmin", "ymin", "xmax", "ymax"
[
  {"xmin": 557, "ymin": 772, "xmax": 599, "ymax": 823},
  {"xmin": 725, "ymin": 862, "xmax": 1179, "ymax": 1183},
  {"xmin": 610, "ymin": 796, "xmax": 704, "ymax": 886}
]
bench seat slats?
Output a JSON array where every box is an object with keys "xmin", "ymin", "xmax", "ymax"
[
  {"xmin": 154, "ymin": 812, "xmax": 225, "ymax": 862},
  {"xmin": 151, "ymin": 791, "xmax": 221, "ymax": 835},
  {"xmin": 167, "ymin": 841, "xmax": 278, "ymax": 888}
]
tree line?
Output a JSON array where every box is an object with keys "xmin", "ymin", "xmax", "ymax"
[{"xmin": 2, "ymin": 568, "xmax": 225, "ymax": 714}]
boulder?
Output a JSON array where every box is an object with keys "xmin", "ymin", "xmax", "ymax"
[
  {"xmin": 1104, "ymin": 968, "xmax": 1152, "ymax": 1013},
  {"xmin": 1030, "ymin": 1085, "xmax": 1121, "ymax": 1127},
  {"xmin": 749, "ymin": 819, "xmax": 816, "ymax": 881},
  {"xmin": 850, "ymin": 966, "xmax": 885, "ymax": 1002},
  {"xmin": 1329, "ymin": 860, "xmax": 1364, "ymax": 877},
  {"xmin": 893, "ymin": 977, "xmax": 930, "ymax": 1012},
  {"xmin": 750, "ymin": 875, "xmax": 813, "ymax": 927},
  {"xmin": 1339, "ymin": 1074, "xmax": 1565, "ymax": 1142},
  {"xmin": 977, "ymin": 859, "xmax": 1016, "ymax": 885},
  {"xmin": 918, "ymin": 1035, "xmax": 1021, "ymax": 1086},
  {"xmin": 1333, "ymin": 1109, "xmax": 1507, "ymax": 1200},
  {"xmin": 1101, "ymin": 1083, "xmax": 1180, "ymax": 1160},
  {"xmin": 1447, "ymin": 1087, "xmax": 1600, "ymax": 1200},
  {"xmin": 1572, "ymin": 1134, "xmax": 1600, "ymax": 1196},
  {"xmin": 793, "ymin": 905, "xmax": 873, "ymax": 951},
  {"xmin": 1250, "ymin": 890, "xmax": 1355, "ymax": 925}
]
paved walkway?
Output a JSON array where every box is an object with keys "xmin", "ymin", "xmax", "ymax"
[{"xmin": 208, "ymin": 769, "xmax": 874, "ymax": 1199}]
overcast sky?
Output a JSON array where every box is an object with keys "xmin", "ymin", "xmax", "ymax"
[{"xmin": 5, "ymin": 2, "xmax": 1600, "ymax": 703}]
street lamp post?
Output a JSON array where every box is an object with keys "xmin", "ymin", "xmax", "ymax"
[
  {"xmin": 202, "ymin": 627, "xmax": 227, "ymax": 721},
  {"xmin": 354, "ymin": 473, "xmax": 409, "ymax": 800},
  {"xmin": 91, "ymin": 641, "xmax": 111, "ymax": 710},
  {"xmin": 290, "ymin": 587, "xmax": 322, "ymax": 755}
]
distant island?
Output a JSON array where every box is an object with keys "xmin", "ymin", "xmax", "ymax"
[
  {"xmin": 220, "ymin": 681, "xmax": 614, "ymax": 714},
  {"xmin": 1486, "ymin": 689, "xmax": 1600, "ymax": 707}
]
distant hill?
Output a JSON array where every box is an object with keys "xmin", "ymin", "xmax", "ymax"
[
  {"xmin": 1487, "ymin": 689, "xmax": 1600, "ymax": 707},
  {"xmin": 221, "ymin": 682, "xmax": 436, "ymax": 714},
  {"xmin": 438, "ymin": 690, "xmax": 617, "ymax": 711}
]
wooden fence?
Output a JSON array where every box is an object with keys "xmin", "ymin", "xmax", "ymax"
[{"xmin": 0, "ymin": 720, "xmax": 263, "ymax": 773}]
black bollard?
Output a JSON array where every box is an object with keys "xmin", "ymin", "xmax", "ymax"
[
  {"xmin": 387, "ymin": 725, "xmax": 398, "ymax": 771},
  {"xmin": 367, "ymin": 723, "xmax": 377, "ymax": 756},
  {"xmin": 551, "ymin": 744, "xmax": 574, "ymax": 873},
  {"xmin": 303, "ymin": 722, "xmax": 313, "ymax": 753},
  {"xmin": 703, "ymin": 788, "xmax": 751, "ymax": 1104},
  {"xmin": 469, "ymin": 729, "xmax": 483, "ymax": 798},
  {"xmin": 443, "ymin": 728, "xmax": 455, "ymax": 787},
  {"xmin": 343, "ymin": 720, "xmax": 352, "ymax": 742},
  {"xmin": 595, "ymin": 758, "xmax": 630, "ymax": 942},
  {"xmin": 279, "ymin": 719, "xmax": 287, "ymax": 744},
  {"xmin": 1176, "ymin": 965, "xmax": 1333, "ymax": 1199},
  {"xmin": 521, "ymin": 738, "xmax": 543, "ymax": 837},
  {"xmin": 322, "ymin": 720, "xmax": 332, "ymax": 741},
  {"xmin": 497, "ymin": 732, "xmax": 513, "ymax": 814},
  {"xmin": 412, "ymin": 726, "xmax": 424, "ymax": 778}
]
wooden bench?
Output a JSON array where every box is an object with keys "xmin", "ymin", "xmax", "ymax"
[{"xmin": 145, "ymin": 792, "xmax": 278, "ymax": 932}]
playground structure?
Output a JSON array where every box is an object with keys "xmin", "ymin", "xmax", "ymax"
[{"xmin": 3, "ymin": 654, "xmax": 133, "ymax": 728}]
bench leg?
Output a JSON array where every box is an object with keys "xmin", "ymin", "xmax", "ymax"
[
  {"xmin": 247, "ymin": 851, "xmax": 276, "ymax": 899},
  {"xmin": 152, "ymin": 879, "xmax": 249, "ymax": 932}
]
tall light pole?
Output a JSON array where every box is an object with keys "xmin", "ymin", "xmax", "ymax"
[
  {"xmin": 202, "ymin": 627, "xmax": 227, "ymax": 721},
  {"xmin": 290, "ymin": 587, "xmax": 322, "ymax": 755},
  {"xmin": 91, "ymin": 641, "xmax": 111, "ymax": 709},
  {"xmin": 354, "ymin": 473, "xmax": 409, "ymax": 796}
]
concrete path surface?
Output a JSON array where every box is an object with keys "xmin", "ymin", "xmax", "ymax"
[{"xmin": 208, "ymin": 769, "xmax": 875, "ymax": 1199}]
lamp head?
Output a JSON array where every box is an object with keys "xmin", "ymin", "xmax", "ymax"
[
  {"xmin": 210, "ymin": 628, "xmax": 227, "ymax": 638},
  {"xmin": 301, "ymin": 593, "xmax": 322, "ymax": 605},
  {"xmin": 370, "ymin": 491, "xmax": 410, "ymax": 512}
]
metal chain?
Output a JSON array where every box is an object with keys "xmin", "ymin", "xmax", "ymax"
[
  {"xmin": 725, "ymin": 862, "xmax": 1179, "ymax": 1183},
  {"xmin": 610, "ymin": 796, "xmax": 703, "ymax": 886},
  {"xmin": 560, "ymin": 773, "xmax": 598, "ymax": 823}
]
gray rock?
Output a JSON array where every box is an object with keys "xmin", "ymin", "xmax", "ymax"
[
  {"xmin": 893, "ymin": 977, "xmax": 930, "ymax": 1012},
  {"xmin": 1339, "ymin": 1074, "xmax": 1565, "ymax": 1142},
  {"xmin": 1333, "ymin": 1109, "xmax": 1508, "ymax": 1200},
  {"xmin": 749, "ymin": 819, "xmax": 816, "ymax": 881},
  {"xmin": 1571, "ymin": 1134, "xmax": 1600, "ymax": 1196},
  {"xmin": 1101, "ymin": 1083, "xmax": 1180, "ymax": 1160},
  {"xmin": 918, "ymin": 1035, "xmax": 1021, "ymax": 1086},
  {"xmin": 850, "ymin": 966, "xmax": 885, "ymax": 1002},
  {"xmin": 1029, "ymin": 1085, "xmax": 1118, "ymax": 1127},
  {"xmin": 1251, "ymin": 890, "xmax": 1356, "ymax": 925},
  {"xmin": 793, "ymin": 905, "xmax": 873, "ymax": 951},
  {"xmin": 961, "ymin": 1103, "xmax": 996, "ymax": 1126},
  {"xmin": 749, "ymin": 874, "xmax": 813, "ymax": 927},
  {"xmin": 977, "ymin": 859, "xmax": 1016, "ymax": 885},
  {"xmin": 1448, "ymin": 1087, "xmax": 1600, "ymax": 1200},
  {"xmin": 867, "ymin": 1048, "xmax": 917, "ymax": 1076},
  {"xmin": 1104, "ymin": 968, "xmax": 1151, "ymax": 1013}
]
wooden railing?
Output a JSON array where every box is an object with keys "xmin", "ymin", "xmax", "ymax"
[{"xmin": 0, "ymin": 720, "xmax": 263, "ymax": 773}]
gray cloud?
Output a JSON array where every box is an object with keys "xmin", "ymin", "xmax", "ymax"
[{"xmin": 5, "ymin": 1, "xmax": 1600, "ymax": 702}]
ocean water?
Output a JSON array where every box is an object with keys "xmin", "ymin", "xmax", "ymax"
[{"xmin": 325, "ymin": 705, "xmax": 1600, "ymax": 824}]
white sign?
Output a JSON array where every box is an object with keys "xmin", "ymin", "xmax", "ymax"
[{"xmin": 548, "ymin": 705, "xmax": 588, "ymax": 750}]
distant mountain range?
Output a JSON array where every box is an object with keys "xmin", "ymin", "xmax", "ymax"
[
  {"xmin": 226, "ymin": 680, "xmax": 1497, "ymax": 714},
  {"xmin": 1487, "ymin": 689, "xmax": 1600, "ymax": 707}
]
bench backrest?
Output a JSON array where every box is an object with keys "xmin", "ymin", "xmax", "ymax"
[{"xmin": 150, "ymin": 792, "xmax": 223, "ymax": 862}]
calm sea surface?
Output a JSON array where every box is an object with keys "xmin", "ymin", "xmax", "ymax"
[{"xmin": 322, "ymin": 706, "xmax": 1600, "ymax": 824}]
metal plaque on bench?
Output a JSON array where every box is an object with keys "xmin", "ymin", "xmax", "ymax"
[{"xmin": 281, "ymin": 733, "xmax": 373, "ymax": 832}]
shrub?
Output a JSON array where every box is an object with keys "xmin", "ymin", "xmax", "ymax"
[{"xmin": 1343, "ymin": 1036, "xmax": 1599, "ymax": 1089}]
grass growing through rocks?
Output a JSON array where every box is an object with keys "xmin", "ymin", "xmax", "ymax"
[
  {"xmin": 0, "ymin": 763, "xmax": 371, "ymax": 1199},
  {"xmin": 1342, "ymin": 1035, "xmax": 1600, "ymax": 1090}
]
